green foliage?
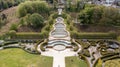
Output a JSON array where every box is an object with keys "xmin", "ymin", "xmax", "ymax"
[
  {"xmin": 78, "ymin": 5, "xmax": 120, "ymax": 26},
  {"xmin": 75, "ymin": 39, "xmax": 90, "ymax": 49},
  {"xmin": 17, "ymin": 1, "xmax": 50, "ymax": 18},
  {"xmin": 11, "ymin": 32, "xmax": 49, "ymax": 39},
  {"xmin": 81, "ymin": 49, "xmax": 90, "ymax": 57},
  {"xmin": 10, "ymin": 23, "xmax": 18, "ymax": 31},
  {"xmin": 8, "ymin": 30, "xmax": 16, "ymax": 38},
  {"xmin": 10, "ymin": 12, "xmax": 56, "ymax": 40},
  {"xmin": 65, "ymin": 0, "xmax": 85, "ymax": 12},
  {"xmin": 0, "ymin": 0, "xmax": 25, "ymax": 11},
  {"xmin": 19, "ymin": 13, "xmax": 44, "ymax": 29},
  {"xmin": 29, "ymin": 13, "xmax": 44, "ymax": 28},
  {"xmin": 117, "ymin": 36, "xmax": 120, "ymax": 42},
  {"xmin": 72, "ymin": 32, "xmax": 117, "ymax": 39},
  {"xmin": 2, "ymin": 41, "xmax": 18, "ymax": 46}
]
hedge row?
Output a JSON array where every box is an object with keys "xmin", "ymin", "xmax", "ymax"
[
  {"xmin": 0, "ymin": 41, "xmax": 18, "ymax": 47},
  {"xmin": 71, "ymin": 40, "xmax": 79, "ymax": 51},
  {"xmin": 71, "ymin": 32, "xmax": 117, "ymax": 39},
  {"xmin": 75, "ymin": 39, "xmax": 90, "ymax": 49},
  {"xmin": 11, "ymin": 32, "xmax": 48, "ymax": 39},
  {"xmin": 40, "ymin": 39, "xmax": 48, "ymax": 51},
  {"xmin": 3, "ymin": 46, "xmax": 40, "ymax": 55}
]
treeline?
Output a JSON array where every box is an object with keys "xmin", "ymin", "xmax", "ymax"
[
  {"xmin": 0, "ymin": 0, "xmax": 25, "ymax": 11},
  {"xmin": 19, "ymin": 13, "xmax": 44, "ymax": 29},
  {"xmin": 16, "ymin": 1, "xmax": 51, "ymax": 29},
  {"xmin": 0, "ymin": 0, "xmax": 43, "ymax": 11},
  {"xmin": 78, "ymin": 4, "xmax": 120, "ymax": 26},
  {"xmin": 65, "ymin": 0, "xmax": 85, "ymax": 12}
]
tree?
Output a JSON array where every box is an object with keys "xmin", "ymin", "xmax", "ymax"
[
  {"xmin": 29, "ymin": 13, "xmax": 44, "ymax": 28},
  {"xmin": 3, "ymin": 1, "xmax": 8, "ymax": 9},
  {"xmin": 17, "ymin": 1, "xmax": 50, "ymax": 18},
  {"xmin": 17, "ymin": 3, "xmax": 27, "ymax": 17}
]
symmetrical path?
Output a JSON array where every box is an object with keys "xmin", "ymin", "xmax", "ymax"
[
  {"xmin": 37, "ymin": 8, "xmax": 81, "ymax": 67},
  {"xmin": 41, "ymin": 49, "xmax": 77, "ymax": 67}
]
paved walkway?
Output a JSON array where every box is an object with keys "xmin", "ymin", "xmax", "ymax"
[
  {"xmin": 37, "ymin": 8, "xmax": 81, "ymax": 67},
  {"xmin": 41, "ymin": 49, "xmax": 77, "ymax": 67}
]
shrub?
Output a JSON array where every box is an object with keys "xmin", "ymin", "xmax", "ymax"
[
  {"xmin": 29, "ymin": 13, "xmax": 44, "ymax": 28},
  {"xmin": 81, "ymin": 49, "xmax": 90, "ymax": 57},
  {"xmin": 75, "ymin": 39, "xmax": 90, "ymax": 49},
  {"xmin": 10, "ymin": 23, "xmax": 18, "ymax": 31},
  {"xmin": 8, "ymin": 30, "xmax": 16, "ymax": 38}
]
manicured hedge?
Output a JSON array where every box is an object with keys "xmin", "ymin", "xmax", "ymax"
[
  {"xmin": 75, "ymin": 39, "xmax": 90, "ymax": 49},
  {"xmin": 72, "ymin": 32, "xmax": 117, "ymax": 39},
  {"xmin": 35, "ymin": 39, "xmax": 44, "ymax": 51},
  {"xmin": 10, "ymin": 32, "xmax": 48, "ymax": 39},
  {"xmin": 4, "ymin": 41, "xmax": 18, "ymax": 45},
  {"xmin": 0, "ymin": 41, "xmax": 18, "ymax": 47},
  {"xmin": 40, "ymin": 39, "xmax": 48, "ymax": 51},
  {"xmin": 71, "ymin": 41, "xmax": 79, "ymax": 51}
]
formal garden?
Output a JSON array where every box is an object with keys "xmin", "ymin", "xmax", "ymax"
[{"xmin": 0, "ymin": 0, "xmax": 120, "ymax": 67}]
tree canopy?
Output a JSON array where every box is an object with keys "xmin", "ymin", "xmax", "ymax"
[{"xmin": 17, "ymin": 1, "xmax": 50, "ymax": 18}]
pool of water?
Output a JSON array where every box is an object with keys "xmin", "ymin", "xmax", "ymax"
[{"xmin": 53, "ymin": 45, "xmax": 66, "ymax": 51}]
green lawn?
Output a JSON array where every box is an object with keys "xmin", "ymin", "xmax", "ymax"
[
  {"xmin": 65, "ymin": 56, "xmax": 88, "ymax": 67},
  {"xmin": 104, "ymin": 59, "xmax": 120, "ymax": 67},
  {"xmin": 0, "ymin": 48, "xmax": 53, "ymax": 67}
]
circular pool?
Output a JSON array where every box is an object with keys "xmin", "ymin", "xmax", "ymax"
[{"xmin": 53, "ymin": 45, "xmax": 66, "ymax": 51}]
